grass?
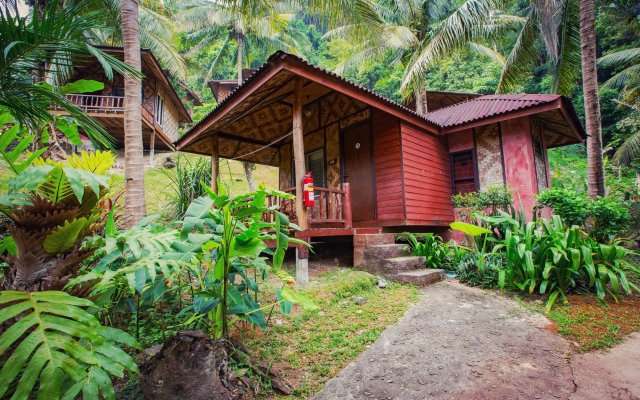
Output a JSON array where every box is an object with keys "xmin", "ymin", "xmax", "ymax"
[
  {"xmin": 240, "ymin": 268, "xmax": 419, "ymax": 399},
  {"xmin": 110, "ymin": 152, "xmax": 279, "ymax": 216},
  {"xmin": 544, "ymin": 294, "xmax": 640, "ymax": 351}
]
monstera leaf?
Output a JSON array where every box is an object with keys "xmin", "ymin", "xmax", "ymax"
[{"xmin": 0, "ymin": 291, "xmax": 139, "ymax": 400}]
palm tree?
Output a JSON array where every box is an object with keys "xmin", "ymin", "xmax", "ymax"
[
  {"xmin": 326, "ymin": 0, "xmax": 510, "ymax": 114},
  {"xmin": 598, "ymin": 47, "xmax": 640, "ymax": 108},
  {"xmin": 0, "ymin": 2, "xmax": 137, "ymax": 145},
  {"xmin": 579, "ymin": 0, "xmax": 606, "ymax": 197},
  {"xmin": 176, "ymin": 0, "xmax": 303, "ymax": 190},
  {"xmin": 121, "ymin": 0, "xmax": 147, "ymax": 224}
]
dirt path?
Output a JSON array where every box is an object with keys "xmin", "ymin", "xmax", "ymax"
[{"xmin": 313, "ymin": 281, "xmax": 640, "ymax": 400}]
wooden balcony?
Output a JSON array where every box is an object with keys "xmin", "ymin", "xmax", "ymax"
[
  {"xmin": 62, "ymin": 94, "xmax": 155, "ymax": 125},
  {"xmin": 265, "ymin": 183, "xmax": 353, "ymax": 234}
]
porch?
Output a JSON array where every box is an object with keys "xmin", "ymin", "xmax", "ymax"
[{"xmin": 50, "ymin": 94, "xmax": 175, "ymax": 155}]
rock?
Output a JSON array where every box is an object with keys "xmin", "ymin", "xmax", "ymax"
[
  {"xmin": 163, "ymin": 157, "xmax": 176, "ymax": 169},
  {"xmin": 377, "ymin": 278, "xmax": 388, "ymax": 288},
  {"xmin": 352, "ymin": 296, "xmax": 367, "ymax": 305},
  {"xmin": 139, "ymin": 330, "xmax": 232, "ymax": 400},
  {"xmin": 274, "ymin": 319, "xmax": 283, "ymax": 326}
]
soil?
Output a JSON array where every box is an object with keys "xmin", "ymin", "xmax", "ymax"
[{"xmin": 312, "ymin": 281, "xmax": 640, "ymax": 400}]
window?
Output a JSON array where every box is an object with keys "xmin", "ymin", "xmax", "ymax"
[
  {"xmin": 112, "ymin": 87, "xmax": 124, "ymax": 97},
  {"xmin": 451, "ymin": 151, "xmax": 477, "ymax": 194},
  {"xmin": 154, "ymin": 94, "xmax": 164, "ymax": 126},
  {"xmin": 291, "ymin": 148, "xmax": 326, "ymax": 188}
]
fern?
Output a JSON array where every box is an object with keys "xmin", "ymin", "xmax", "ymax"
[
  {"xmin": 0, "ymin": 121, "xmax": 46, "ymax": 175},
  {"xmin": 65, "ymin": 151, "xmax": 116, "ymax": 175},
  {"xmin": 0, "ymin": 291, "xmax": 139, "ymax": 400},
  {"xmin": 43, "ymin": 216, "xmax": 96, "ymax": 254}
]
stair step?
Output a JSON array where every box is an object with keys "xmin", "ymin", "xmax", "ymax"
[
  {"xmin": 391, "ymin": 269, "xmax": 445, "ymax": 287},
  {"xmin": 364, "ymin": 244, "xmax": 410, "ymax": 261},
  {"xmin": 354, "ymin": 233, "xmax": 395, "ymax": 247},
  {"xmin": 381, "ymin": 256, "xmax": 425, "ymax": 273}
]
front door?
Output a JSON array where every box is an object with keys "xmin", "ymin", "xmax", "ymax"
[{"xmin": 342, "ymin": 122, "xmax": 375, "ymax": 222}]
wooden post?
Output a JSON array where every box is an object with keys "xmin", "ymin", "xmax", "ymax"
[
  {"xmin": 343, "ymin": 182, "xmax": 352, "ymax": 229},
  {"xmin": 210, "ymin": 134, "xmax": 219, "ymax": 192},
  {"xmin": 149, "ymin": 130, "xmax": 156, "ymax": 166},
  {"xmin": 292, "ymin": 77, "xmax": 308, "ymax": 285}
]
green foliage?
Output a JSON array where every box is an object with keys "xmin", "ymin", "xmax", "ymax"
[
  {"xmin": 164, "ymin": 155, "xmax": 212, "ymax": 218},
  {"xmin": 456, "ymin": 252, "xmax": 505, "ymax": 288},
  {"xmin": 0, "ymin": 291, "xmax": 139, "ymax": 400},
  {"xmin": 401, "ymin": 232, "xmax": 454, "ymax": 269},
  {"xmin": 452, "ymin": 185, "xmax": 512, "ymax": 222},
  {"xmin": 454, "ymin": 213, "xmax": 640, "ymax": 311},
  {"xmin": 537, "ymin": 187, "xmax": 589, "ymax": 226},
  {"xmin": 180, "ymin": 181, "xmax": 315, "ymax": 338},
  {"xmin": 538, "ymin": 187, "xmax": 631, "ymax": 242}
]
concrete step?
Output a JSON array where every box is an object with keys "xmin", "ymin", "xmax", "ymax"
[
  {"xmin": 390, "ymin": 269, "xmax": 445, "ymax": 287},
  {"xmin": 381, "ymin": 256, "xmax": 425, "ymax": 274},
  {"xmin": 364, "ymin": 244, "xmax": 410, "ymax": 261}
]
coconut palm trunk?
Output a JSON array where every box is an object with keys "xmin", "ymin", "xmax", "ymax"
[
  {"xmin": 237, "ymin": 31, "xmax": 256, "ymax": 192},
  {"xmin": 415, "ymin": 88, "xmax": 428, "ymax": 115},
  {"xmin": 579, "ymin": 0, "xmax": 606, "ymax": 198},
  {"xmin": 121, "ymin": 0, "xmax": 146, "ymax": 224}
]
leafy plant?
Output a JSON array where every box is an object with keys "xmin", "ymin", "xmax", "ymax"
[
  {"xmin": 401, "ymin": 232, "xmax": 453, "ymax": 269},
  {"xmin": 537, "ymin": 187, "xmax": 630, "ymax": 242},
  {"xmin": 180, "ymin": 181, "xmax": 315, "ymax": 338},
  {"xmin": 452, "ymin": 185, "xmax": 512, "ymax": 223},
  {"xmin": 0, "ymin": 290, "xmax": 139, "ymax": 400},
  {"xmin": 163, "ymin": 155, "xmax": 212, "ymax": 218},
  {"xmin": 1, "ymin": 149, "xmax": 115, "ymax": 291},
  {"xmin": 454, "ymin": 213, "xmax": 640, "ymax": 311}
]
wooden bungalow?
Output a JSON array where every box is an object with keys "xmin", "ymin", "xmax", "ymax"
[
  {"xmin": 50, "ymin": 47, "xmax": 192, "ymax": 161},
  {"xmin": 176, "ymin": 51, "xmax": 585, "ymax": 284}
]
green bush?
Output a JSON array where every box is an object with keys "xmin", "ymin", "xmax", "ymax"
[
  {"xmin": 538, "ymin": 187, "xmax": 630, "ymax": 242},
  {"xmin": 588, "ymin": 196, "xmax": 630, "ymax": 242},
  {"xmin": 537, "ymin": 187, "xmax": 589, "ymax": 226},
  {"xmin": 451, "ymin": 213, "xmax": 640, "ymax": 311},
  {"xmin": 164, "ymin": 156, "xmax": 212, "ymax": 218},
  {"xmin": 456, "ymin": 252, "xmax": 505, "ymax": 288},
  {"xmin": 400, "ymin": 232, "xmax": 465, "ymax": 270},
  {"xmin": 452, "ymin": 185, "xmax": 512, "ymax": 222}
]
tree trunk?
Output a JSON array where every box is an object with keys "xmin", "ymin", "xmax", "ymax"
[
  {"xmin": 237, "ymin": 32, "xmax": 256, "ymax": 192},
  {"xmin": 580, "ymin": 0, "xmax": 606, "ymax": 198},
  {"xmin": 415, "ymin": 88, "xmax": 428, "ymax": 115},
  {"xmin": 121, "ymin": 0, "xmax": 147, "ymax": 225}
]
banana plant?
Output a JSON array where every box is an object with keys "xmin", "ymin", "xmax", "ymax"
[{"xmin": 180, "ymin": 180, "xmax": 315, "ymax": 338}]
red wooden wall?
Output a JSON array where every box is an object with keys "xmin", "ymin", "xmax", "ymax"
[
  {"xmin": 400, "ymin": 122, "xmax": 454, "ymax": 225},
  {"xmin": 372, "ymin": 109, "xmax": 405, "ymax": 221}
]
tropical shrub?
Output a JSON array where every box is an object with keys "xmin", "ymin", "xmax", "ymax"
[
  {"xmin": 452, "ymin": 185, "xmax": 512, "ymax": 222},
  {"xmin": 538, "ymin": 187, "xmax": 630, "ymax": 242},
  {"xmin": 0, "ymin": 291, "xmax": 139, "ymax": 400},
  {"xmin": 452, "ymin": 213, "xmax": 640, "ymax": 311},
  {"xmin": 456, "ymin": 252, "xmax": 505, "ymax": 288},
  {"xmin": 179, "ymin": 182, "xmax": 316, "ymax": 338},
  {"xmin": 401, "ymin": 232, "xmax": 451, "ymax": 269},
  {"xmin": 587, "ymin": 196, "xmax": 629, "ymax": 242},
  {"xmin": 537, "ymin": 187, "xmax": 589, "ymax": 226},
  {"xmin": 164, "ymin": 155, "xmax": 212, "ymax": 218},
  {"xmin": 0, "ymin": 132, "xmax": 139, "ymax": 398}
]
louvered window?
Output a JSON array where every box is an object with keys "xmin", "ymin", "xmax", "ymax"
[{"xmin": 291, "ymin": 149, "xmax": 326, "ymax": 188}]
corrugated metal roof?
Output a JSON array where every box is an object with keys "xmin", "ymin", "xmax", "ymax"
[
  {"xmin": 182, "ymin": 51, "xmax": 438, "ymax": 137},
  {"xmin": 424, "ymin": 94, "xmax": 562, "ymax": 128}
]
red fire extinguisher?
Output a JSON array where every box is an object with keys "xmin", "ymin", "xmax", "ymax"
[{"xmin": 303, "ymin": 172, "xmax": 315, "ymax": 207}]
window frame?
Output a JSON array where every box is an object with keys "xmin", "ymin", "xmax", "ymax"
[
  {"xmin": 291, "ymin": 147, "xmax": 326, "ymax": 188},
  {"xmin": 450, "ymin": 150, "xmax": 479, "ymax": 194}
]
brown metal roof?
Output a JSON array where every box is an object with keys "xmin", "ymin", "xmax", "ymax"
[{"xmin": 424, "ymin": 94, "xmax": 563, "ymax": 128}]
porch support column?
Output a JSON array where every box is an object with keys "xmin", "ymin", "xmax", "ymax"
[
  {"xmin": 292, "ymin": 77, "xmax": 308, "ymax": 285},
  {"xmin": 148, "ymin": 130, "xmax": 156, "ymax": 166},
  {"xmin": 210, "ymin": 133, "xmax": 219, "ymax": 192}
]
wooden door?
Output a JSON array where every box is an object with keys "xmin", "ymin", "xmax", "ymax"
[{"xmin": 342, "ymin": 122, "xmax": 375, "ymax": 222}]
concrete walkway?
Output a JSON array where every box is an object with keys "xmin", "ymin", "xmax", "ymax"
[{"xmin": 313, "ymin": 281, "xmax": 640, "ymax": 400}]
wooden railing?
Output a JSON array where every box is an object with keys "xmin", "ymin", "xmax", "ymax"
[
  {"xmin": 266, "ymin": 183, "xmax": 352, "ymax": 229},
  {"xmin": 64, "ymin": 94, "xmax": 125, "ymax": 112}
]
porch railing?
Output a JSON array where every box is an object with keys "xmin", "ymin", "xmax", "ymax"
[
  {"xmin": 266, "ymin": 183, "xmax": 352, "ymax": 229},
  {"xmin": 64, "ymin": 94, "xmax": 124, "ymax": 112}
]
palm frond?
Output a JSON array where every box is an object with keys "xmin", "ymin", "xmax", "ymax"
[
  {"xmin": 598, "ymin": 47, "xmax": 640, "ymax": 67},
  {"xmin": 613, "ymin": 129, "xmax": 640, "ymax": 165},
  {"xmin": 496, "ymin": 8, "xmax": 541, "ymax": 93},
  {"xmin": 469, "ymin": 42, "xmax": 505, "ymax": 65},
  {"xmin": 549, "ymin": 0, "xmax": 580, "ymax": 96}
]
